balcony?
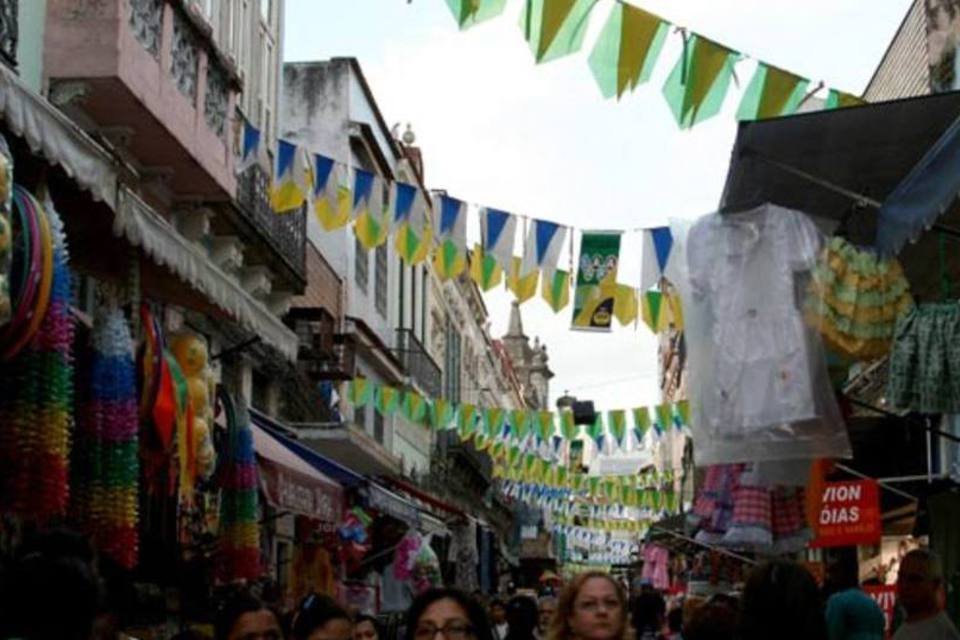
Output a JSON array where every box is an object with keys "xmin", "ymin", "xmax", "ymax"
[
  {"xmin": 44, "ymin": 0, "xmax": 238, "ymax": 199},
  {"xmin": 286, "ymin": 307, "xmax": 355, "ymax": 381},
  {"xmin": 235, "ymin": 165, "xmax": 307, "ymax": 285},
  {"xmin": 0, "ymin": 0, "xmax": 16, "ymax": 71},
  {"xmin": 396, "ymin": 328, "xmax": 442, "ymax": 399}
]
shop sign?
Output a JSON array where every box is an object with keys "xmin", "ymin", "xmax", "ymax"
[
  {"xmin": 260, "ymin": 459, "xmax": 342, "ymax": 523},
  {"xmin": 863, "ymin": 584, "xmax": 896, "ymax": 638},
  {"xmin": 810, "ymin": 479, "xmax": 881, "ymax": 548},
  {"xmin": 368, "ymin": 484, "xmax": 421, "ymax": 526}
]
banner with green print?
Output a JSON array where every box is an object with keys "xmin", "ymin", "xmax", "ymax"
[{"xmin": 572, "ymin": 231, "xmax": 622, "ymax": 331}]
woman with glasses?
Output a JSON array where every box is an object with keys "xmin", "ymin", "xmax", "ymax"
[
  {"xmin": 546, "ymin": 572, "xmax": 629, "ymax": 640},
  {"xmin": 292, "ymin": 593, "xmax": 353, "ymax": 640},
  {"xmin": 404, "ymin": 588, "xmax": 495, "ymax": 640}
]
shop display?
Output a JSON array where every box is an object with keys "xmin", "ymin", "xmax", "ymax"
[
  {"xmin": 72, "ymin": 303, "xmax": 140, "ymax": 568},
  {"xmin": 215, "ymin": 387, "xmax": 262, "ymax": 582},
  {"xmin": 0, "ymin": 189, "xmax": 74, "ymax": 523},
  {"xmin": 671, "ymin": 205, "xmax": 852, "ymax": 465},
  {"xmin": 170, "ymin": 332, "xmax": 217, "ymax": 484},
  {"xmin": 886, "ymin": 302, "xmax": 960, "ymax": 414},
  {"xmin": 806, "ymin": 236, "xmax": 913, "ymax": 361}
]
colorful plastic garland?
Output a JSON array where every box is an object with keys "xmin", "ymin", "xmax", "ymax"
[{"xmin": 0, "ymin": 189, "xmax": 74, "ymax": 522}]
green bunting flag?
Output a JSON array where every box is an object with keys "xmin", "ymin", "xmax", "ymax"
[
  {"xmin": 401, "ymin": 390, "xmax": 427, "ymax": 423},
  {"xmin": 347, "ymin": 378, "xmax": 372, "ymax": 407},
  {"xmin": 573, "ymin": 473, "xmax": 585, "ymax": 492},
  {"xmin": 560, "ymin": 411, "xmax": 578, "ymax": 440},
  {"xmin": 507, "ymin": 445, "xmax": 522, "ymax": 467},
  {"xmin": 633, "ymin": 406, "xmax": 651, "ymax": 437},
  {"xmin": 474, "ymin": 432, "xmax": 492, "ymax": 451},
  {"xmin": 510, "ymin": 409, "xmax": 531, "ymax": 440},
  {"xmin": 484, "ymin": 407, "xmax": 506, "ymax": 439},
  {"xmin": 588, "ymin": 3, "xmax": 669, "ymax": 100},
  {"xmin": 470, "ymin": 245, "xmax": 504, "ymax": 292},
  {"xmin": 586, "ymin": 412, "xmax": 604, "ymax": 441},
  {"xmin": 458, "ymin": 404, "xmax": 478, "ymax": 439},
  {"xmin": 666, "ymin": 491, "xmax": 679, "ymax": 514},
  {"xmin": 675, "ymin": 399, "xmax": 690, "ymax": 428},
  {"xmin": 737, "ymin": 63, "xmax": 809, "ymax": 121},
  {"xmin": 654, "ymin": 403, "xmax": 672, "ymax": 434},
  {"xmin": 608, "ymin": 410, "xmax": 627, "ymax": 448},
  {"xmin": 557, "ymin": 466, "xmax": 568, "ymax": 488},
  {"xmin": 588, "ymin": 476, "xmax": 601, "ymax": 495},
  {"xmin": 825, "ymin": 89, "xmax": 865, "ymax": 110},
  {"xmin": 430, "ymin": 398, "xmax": 455, "ymax": 430},
  {"xmin": 663, "ymin": 33, "xmax": 740, "ymax": 129},
  {"xmin": 542, "ymin": 269, "xmax": 571, "ymax": 313},
  {"xmin": 641, "ymin": 290, "xmax": 667, "ymax": 333},
  {"xmin": 374, "ymin": 385, "xmax": 400, "ymax": 416},
  {"xmin": 445, "ymin": 0, "xmax": 507, "ymax": 30},
  {"xmin": 537, "ymin": 411, "xmax": 556, "ymax": 440},
  {"xmin": 642, "ymin": 489, "xmax": 655, "ymax": 510},
  {"xmin": 520, "ymin": 0, "xmax": 596, "ymax": 64}
]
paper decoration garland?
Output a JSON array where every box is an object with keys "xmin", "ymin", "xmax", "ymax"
[
  {"xmin": 392, "ymin": 181, "xmax": 431, "ymax": 265},
  {"xmin": 313, "ymin": 154, "xmax": 352, "ymax": 231},
  {"xmin": 470, "ymin": 245, "xmax": 504, "ymax": 292},
  {"xmin": 216, "ymin": 388, "xmax": 262, "ymax": 582},
  {"xmin": 433, "ymin": 195, "xmax": 469, "ymax": 279},
  {"xmin": 663, "ymin": 34, "xmax": 741, "ymax": 130},
  {"xmin": 480, "ymin": 207, "xmax": 517, "ymax": 271},
  {"xmin": 445, "ymin": 0, "xmax": 507, "ymax": 30},
  {"xmin": 271, "ymin": 140, "xmax": 309, "ymax": 213},
  {"xmin": 72, "ymin": 304, "xmax": 139, "ymax": 569},
  {"xmin": 737, "ymin": 63, "xmax": 810, "ymax": 121},
  {"xmin": 521, "ymin": 0, "xmax": 597, "ymax": 64},
  {"xmin": 0, "ymin": 190, "xmax": 74, "ymax": 524},
  {"xmin": 640, "ymin": 226, "xmax": 674, "ymax": 290},
  {"xmin": 588, "ymin": 3, "xmax": 668, "ymax": 100},
  {"xmin": 508, "ymin": 256, "xmax": 539, "ymax": 304},
  {"xmin": 542, "ymin": 269, "xmax": 571, "ymax": 313}
]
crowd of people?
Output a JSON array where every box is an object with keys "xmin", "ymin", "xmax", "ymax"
[{"xmin": 1, "ymin": 528, "xmax": 957, "ymax": 640}]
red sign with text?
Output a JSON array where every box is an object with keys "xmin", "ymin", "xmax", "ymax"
[
  {"xmin": 864, "ymin": 585, "xmax": 896, "ymax": 639},
  {"xmin": 810, "ymin": 479, "xmax": 881, "ymax": 548}
]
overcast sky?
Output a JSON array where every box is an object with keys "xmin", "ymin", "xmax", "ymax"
[{"xmin": 284, "ymin": 0, "xmax": 914, "ymax": 412}]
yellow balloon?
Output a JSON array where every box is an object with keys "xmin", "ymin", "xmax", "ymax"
[
  {"xmin": 187, "ymin": 376, "xmax": 209, "ymax": 414},
  {"xmin": 192, "ymin": 416, "xmax": 210, "ymax": 448},
  {"xmin": 170, "ymin": 333, "xmax": 208, "ymax": 376}
]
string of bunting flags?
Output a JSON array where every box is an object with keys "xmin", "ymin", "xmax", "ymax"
[
  {"xmin": 240, "ymin": 121, "xmax": 685, "ymax": 335},
  {"xmin": 443, "ymin": 0, "xmax": 865, "ymax": 129},
  {"xmin": 346, "ymin": 377, "xmax": 691, "ymax": 468}
]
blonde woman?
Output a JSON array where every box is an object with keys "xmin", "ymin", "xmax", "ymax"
[{"xmin": 547, "ymin": 572, "xmax": 629, "ymax": 640}]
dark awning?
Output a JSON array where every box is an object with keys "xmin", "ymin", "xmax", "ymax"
[{"xmin": 721, "ymin": 91, "xmax": 960, "ymax": 300}]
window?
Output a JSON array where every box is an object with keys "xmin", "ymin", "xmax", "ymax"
[
  {"xmin": 421, "ymin": 270, "xmax": 428, "ymax": 342},
  {"xmin": 410, "ymin": 265, "xmax": 416, "ymax": 331},
  {"xmin": 444, "ymin": 320, "xmax": 461, "ymax": 403},
  {"xmin": 355, "ymin": 236, "xmax": 368, "ymax": 292},
  {"xmin": 398, "ymin": 260, "xmax": 405, "ymax": 330},
  {"xmin": 373, "ymin": 410, "xmax": 385, "ymax": 444},
  {"xmin": 355, "ymin": 402, "xmax": 369, "ymax": 430},
  {"xmin": 375, "ymin": 243, "xmax": 388, "ymax": 318}
]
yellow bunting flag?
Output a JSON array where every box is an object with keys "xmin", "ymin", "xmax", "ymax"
[
  {"xmin": 470, "ymin": 244, "xmax": 504, "ymax": 292},
  {"xmin": 542, "ymin": 269, "xmax": 571, "ymax": 312},
  {"xmin": 614, "ymin": 284, "xmax": 638, "ymax": 326},
  {"xmin": 508, "ymin": 256, "xmax": 540, "ymax": 303}
]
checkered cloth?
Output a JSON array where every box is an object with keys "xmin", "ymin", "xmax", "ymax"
[
  {"xmin": 887, "ymin": 303, "xmax": 960, "ymax": 413},
  {"xmin": 722, "ymin": 485, "xmax": 772, "ymax": 548},
  {"xmin": 771, "ymin": 487, "xmax": 806, "ymax": 537}
]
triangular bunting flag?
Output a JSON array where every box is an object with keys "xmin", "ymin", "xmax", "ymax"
[
  {"xmin": 654, "ymin": 403, "xmax": 672, "ymax": 436},
  {"xmin": 588, "ymin": 3, "xmax": 669, "ymax": 100},
  {"xmin": 737, "ymin": 62, "xmax": 809, "ymax": 121},
  {"xmin": 542, "ymin": 269, "xmax": 571, "ymax": 313},
  {"xmin": 484, "ymin": 407, "xmax": 506, "ymax": 439},
  {"xmin": 662, "ymin": 34, "xmax": 740, "ymax": 129},
  {"xmin": 560, "ymin": 411, "xmax": 578, "ymax": 440},
  {"xmin": 401, "ymin": 391, "xmax": 427, "ymax": 424},
  {"xmin": 445, "ymin": 0, "xmax": 507, "ymax": 29},
  {"xmin": 825, "ymin": 88, "xmax": 865, "ymax": 110},
  {"xmin": 640, "ymin": 226, "xmax": 674, "ymax": 290},
  {"xmin": 271, "ymin": 140, "xmax": 309, "ymax": 212},
  {"xmin": 614, "ymin": 285, "xmax": 638, "ymax": 326},
  {"xmin": 588, "ymin": 476, "xmax": 601, "ymax": 496},
  {"xmin": 347, "ymin": 378, "xmax": 372, "ymax": 407},
  {"xmin": 430, "ymin": 398, "xmax": 454, "ymax": 430},
  {"xmin": 508, "ymin": 256, "xmax": 540, "ymax": 304},
  {"xmin": 608, "ymin": 410, "xmax": 627, "ymax": 449},
  {"xmin": 480, "ymin": 207, "xmax": 517, "ymax": 271},
  {"xmin": 433, "ymin": 194, "xmax": 468, "ymax": 279},
  {"xmin": 674, "ymin": 400, "xmax": 690, "ymax": 429},
  {"xmin": 510, "ymin": 409, "xmax": 531, "ymax": 440},
  {"xmin": 632, "ymin": 406, "xmax": 651, "ymax": 442},
  {"xmin": 374, "ymin": 385, "xmax": 400, "ymax": 416},
  {"xmin": 470, "ymin": 244, "xmax": 504, "ymax": 292},
  {"xmin": 236, "ymin": 118, "xmax": 265, "ymax": 174},
  {"xmin": 520, "ymin": 0, "xmax": 596, "ymax": 64},
  {"xmin": 458, "ymin": 404, "xmax": 479, "ymax": 440},
  {"xmin": 641, "ymin": 290, "xmax": 669, "ymax": 333},
  {"xmin": 521, "ymin": 219, "xmax": 568, "ymax": 280},
  {"xmin": 392, "ymin": 182, "xmax": 431, "ymax": 265},
  {"xmin": 536, "ymin": 411, "xmax": 555, "ymax": 440},
  {"xmin": 353, "ymin": 171, "xmax": 388, "ymax": 250},
  {"xmin": 312, "ymin": 154, "xmax": 352, "ymax": 231}
]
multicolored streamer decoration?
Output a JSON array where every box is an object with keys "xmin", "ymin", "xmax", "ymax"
[
  {"xmin": 0, "ymin": 189, "xmax": 74, "ymax": 523},
  {"xmin": 737, "ymin": 63, "xmax": 810, "ymax": 121},
  {"xmin": 445, "ymin": 0, "xmax": 507, "ymax": 29},
  {"xmin": 588, "ymin": 2, "xmax": 668, "ymax": 100},
  {"xmin": 216, "ymin": 387, "xmax": 262, "ymax": 582},
  {"xmin": 662, "ymin": 33, "xmax": 740, "ymax": 129},
  {"xmin": 72, "ymin": 304, "xmax": 139, "ymax": 569},
  {"xmin": 521, "ymin": 0, "xmax": 596, "ymax": 64}
]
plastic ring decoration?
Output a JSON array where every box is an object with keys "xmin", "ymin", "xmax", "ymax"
[
  {"xmin": 5, "ymin": 189, "xmax": 54, "ymax": 360},
  {"xmin": 0, "ymin": 186, "xmax": 41, "ymax": 354}
]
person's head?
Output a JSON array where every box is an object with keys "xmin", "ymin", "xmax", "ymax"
[
  {"xmin": 738, "ymin": 561, "xmax": 826, "ymax": 640},
  {"xmin": 631, "ymin": 591, "xmax": 666, "ymax": 633},
  {"xmin": 549, "ymin": 572, "xmax": 627, "ymax": 640},
  {"xmin": 682, "ymin": 602, "xmax": 736, "ymax": 640},
  {"xmin": 537, "ymin": 596, "xmax": 558, "ymax": 633},
  {"xmin": 293, "ymin": 593, "xmax": 352, "ymax": 640},
  {"xmin": 353, "ymin": 614, "xmax": 380, "ymax": 640},
  {"xmin": 667, "ymin": 607, "xmax": 683, "ymax": 634},
  {"xmin": 404, "ymin": 588, "xmax": 494, "ymax": 640},
  {"xmin": 490, "ymin": 599, "xmax": 507, "ymax": 625},
  {"xmin": 896, "ymin": 548, "xmax": 945, "ymax": 617},
  {"xmin": 505, "ymin": 596, "xmax": 538, "ymax": 639},
  {"xmin": 215, "ymin": 590, "xmax": 282, "ymax": 640},
  {"xmin": 825, "ymin": 547, "xmax": 860, "ymax": 594}
]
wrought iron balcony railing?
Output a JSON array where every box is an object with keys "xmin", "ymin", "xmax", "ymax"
[
  {"xmin": 237, "ymin": 165, "xmax": 306, "ymax": 281},
  {"xmin": 396, "ymin": 328, "xmax": 442, "ymax": 399},
  {"xmin": 0, "ymin": 0, "xmax": 17, "ymax": 71}
]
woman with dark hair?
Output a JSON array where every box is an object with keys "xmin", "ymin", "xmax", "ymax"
[
  {"xmin": 353, "ymin": 613, "xmax": 381, "ymax": 640},
  {"xmin": 404, "ymin": 588, "xmax": 495, "ymax": 640},
  {"xmin": 547, "ymin": 572, "xmax": 628, "ymax": 640},
  {"xmin": 293, "ymin": 593, "xmax": 352, "ymax": 640},
  {"xmin": 738, "ymin": 560, "xmax": 828, "ymax": 640},
  {"xmin": 215, "ymin": 590, "xmax": 282, "ymax": 640},
  {"xmin": 504, "ymin": 595, "xmax": 539, "ymax": 640},
  {"xmin": 632, "ymin": 592, "xmax": 667, "ymax": 640}
]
